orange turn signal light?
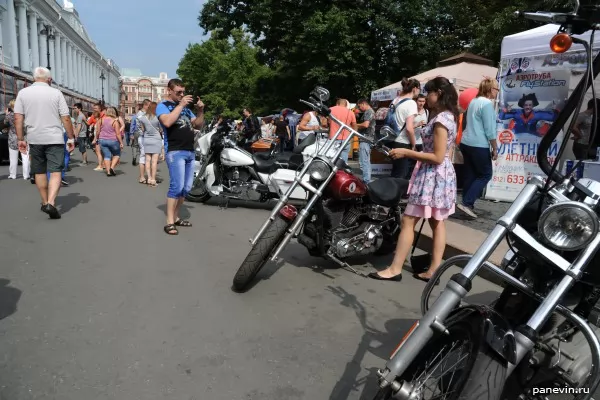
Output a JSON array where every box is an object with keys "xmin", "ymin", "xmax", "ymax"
[{"xmin": 550, "ymin": 33, "xmax": 573, "ymax": 54}]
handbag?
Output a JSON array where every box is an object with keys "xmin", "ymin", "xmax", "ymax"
[{"xmin": 410, "ymin": 218, "xmax": 432, "ymax": 274}]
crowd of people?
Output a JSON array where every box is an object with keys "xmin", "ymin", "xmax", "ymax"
[{"xmin": 6, "ymin": 65, "xmax": 502, "ymax": 283}]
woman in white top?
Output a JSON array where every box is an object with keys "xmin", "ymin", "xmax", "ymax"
[{"xmin": 407, "ymin": 94, "xmax": 429, "ymax": 176}]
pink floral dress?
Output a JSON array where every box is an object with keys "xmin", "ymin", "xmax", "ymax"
[{"xmin": 405, "ymin": 111, "xmax": 457, "ymax": 221}]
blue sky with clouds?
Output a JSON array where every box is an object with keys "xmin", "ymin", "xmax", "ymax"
[{"xmin": 73, "ymin": 0, "xmax": 209, "ymax": 78}]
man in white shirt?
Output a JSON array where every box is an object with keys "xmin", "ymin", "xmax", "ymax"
[{"xmin": 15, "ymin": 67, "xmax": 75, "ymax": 219}]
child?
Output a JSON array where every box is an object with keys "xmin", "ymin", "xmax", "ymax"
[{"xmin": 369, "ymin": 76, "xmax": 459, "ymax": 283}]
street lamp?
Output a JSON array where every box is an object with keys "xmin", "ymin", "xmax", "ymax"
[
  {"xmin": 99, "ymin": 71, "xmax": 106, "ymax": 104},
  {"xmin": 39, "ymin": 24, "xmax": 55, "ymax": 70}
]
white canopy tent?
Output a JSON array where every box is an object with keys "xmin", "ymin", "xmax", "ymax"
[{"xmin": 370, "ymin": 62, "xmax": 498, "ymax": 102}]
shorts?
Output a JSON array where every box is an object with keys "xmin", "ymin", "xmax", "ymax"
[
  {"xmin": 29, "ymin": 144, "xmax": 65, "ymax": 174},
  {"xmin": 99, "ymin": 139, "xmax": 121, "ymax": 160},
  {"xmin": 166, "ymin": 150, "xmax": 194, "ymax": 199},
  {"xmin": 78, "ymin": 137, "xmax": 88, "ymax": 153}
]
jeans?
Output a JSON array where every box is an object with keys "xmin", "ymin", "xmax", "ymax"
[
  {"xmin": 460, "ymin": 143, "xmax": 493, "ymax": 208},
  {"xmin": 337, "ymin": 141, "xmax": 352, "ymax": 162},
  {"xmin": 166, "ymin": 150, "xmax": 195, "ymax": 199},
  {"xmin": 359, "ymin": 141, "xmax": 372, "ymax": 183},
  {"xmin": 125, "ymin": 131, "xmax": 132, "ymax": 146},
  {"xmin": 389, "ymin": 142, "xmax": 412, "ymax": 179},
  {"xmin": 99, "ymin": 139, "xmax": 121, "ymax": 160}
]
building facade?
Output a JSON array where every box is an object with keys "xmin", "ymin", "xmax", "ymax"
[
  {"xmin": 119, "ymin": 69, "xmax": 169, "ymax": 117},
  {"xmin": 0, "ymin": 0, "xmax": 120, "ymax": 112}
]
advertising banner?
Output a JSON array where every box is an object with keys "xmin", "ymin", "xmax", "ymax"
[{"xmin": 485, "ymin": 68, "xmax": 569, "ymax": 201}]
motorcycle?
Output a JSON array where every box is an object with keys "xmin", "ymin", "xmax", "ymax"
[
  {"xmin": 185, "ymin": 122, "xmax": 322, "ymax": 205},
  {"xmin": 370, "ymin": 6, "xmax": 600, "ymax": 400},
  {"xmin": 231, "ymin": 87, "xmax": 407, "ymax": 291}
]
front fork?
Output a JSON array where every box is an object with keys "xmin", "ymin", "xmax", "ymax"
[{"xmin": 378, "ymin": 176, "xmax": 600, "ymax": 400}]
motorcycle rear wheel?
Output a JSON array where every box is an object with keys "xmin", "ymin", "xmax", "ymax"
[
  {"xmin": 372, "ymin": 314, "xmax": 507, "ymax": 400},
  {"xmin": 232, "ymin": 214, "xmax": 289, "ymax": 292},
  {"xmin": 186, "ymin": 175, "xmax": 211, "ymax": 203}
]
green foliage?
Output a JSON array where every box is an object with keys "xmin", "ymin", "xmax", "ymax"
[
  {"xmin": 185, "ymin": 0, "xmax": 573, "ymax": 114},
  {"xmin": 176, "ymin": 29, "xmax": 272, "ymax": 119}
]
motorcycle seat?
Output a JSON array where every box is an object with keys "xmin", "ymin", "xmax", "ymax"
[
  {"xmin": 253, "ymin": 153, "xmax": 279, "ymax": 174},
  {"xmin": 367, "ymin": 178, "xmax": 410, "ymax": 207}
]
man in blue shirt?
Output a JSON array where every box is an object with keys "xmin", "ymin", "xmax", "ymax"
[{"xmin": 156, "ymin": 78, "xmax": 205, "ymax": 235}]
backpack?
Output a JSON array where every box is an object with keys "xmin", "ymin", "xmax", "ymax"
[{"xmin": 384, "ymin": 98, "xmax": 410, "ymax": 135}]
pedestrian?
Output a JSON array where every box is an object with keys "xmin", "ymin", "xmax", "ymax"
[
  {"xmin": 157, "ymin": 78, "xmax": 205, "ymax": 235},
  {"xmin": 296, "ymin": 109, "xmax": 322, "ymax": 145},
  {"xmin": 5, "ymin": 99, "xmax": 30, "ymax": 180},
  {"xmin": 14, "ymin": 67, "xmax": 75, "ymax": 219},
  {"xmin": 273, "ymin": 114, "xmax": 290, "ymax": 152},
  {"xmin": 88, "ymin": 103, "xmax": 106, "ymax": 171},
  {"xmin": 406, "ymin": 94, "xmax": 428, "ymax": 178},
  {"xmin": 387, "ymin": 79, "xmax": 421, "ymax": 179},
  {"xmin": 73, "ymin": 103, "xmax": 89, "ymax": 165},
  {"xmin": 571, "ymin": 99, "xmax": 600, "ymax": 160},
  {"xmin": 369, "ymin": 77, "xmax": 458, "ymax": 282},
  {"xmin": 138, "ymin": 101, "xmax": 164, "ymax": 187},
  {"xmin": 135, "ymin": 100, "xmax": 151, "ymax": 184},
  {"xmin": 93, "ymin": 106, "xmax": 123, "ymax": 177},
  {"xmin": 355, "ymin": 98, "xmax": 375, "ymax": 183},
  {"xmin": 328, "ymin": 98, "xmax": 357, "ymax": 161},
  {"xmin": 457, "ymin": 77, "xmax": 499, "ymax": 219}
]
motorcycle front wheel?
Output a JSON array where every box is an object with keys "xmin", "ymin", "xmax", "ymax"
[
  {"xmin": 372, "ymin": 313, "xmax": 507, "ymax": 400},
  {"xmin": 232, "ymin": 214, "xmax": 289, "ymax": 292}
]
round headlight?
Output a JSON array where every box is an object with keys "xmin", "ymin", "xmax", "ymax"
[
  {"xmin": 307, "ymin": 160, "xmax": 331, "ymax": 181},
  {"xmin": 538, "ymin": 201, "xmax": 599, "ymax": 251}
]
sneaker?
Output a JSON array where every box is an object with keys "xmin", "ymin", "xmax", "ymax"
[
  {"xmin": 94, "ymin": 167, "xmax": 103, "ymax": 171},
  {"xmin": 456, "ymin": 203, "xmax": 477, "ymax": 219},
  {"xmin": 61, "ymin": 179, "xmax": 69, "ymax": 186}
]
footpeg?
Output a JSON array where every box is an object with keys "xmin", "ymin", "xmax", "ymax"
[{"xmin": 431, "ymin": 317, "xmax": 449, "ymax": 335}]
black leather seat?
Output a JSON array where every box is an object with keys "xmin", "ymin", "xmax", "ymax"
[
  {"xmin": 253, "ymin": 153, "xmax": 278, "ymax": 174},
  {"xmin": 367, "ymin": 178, "xmax": 410, "ymax": 207}
]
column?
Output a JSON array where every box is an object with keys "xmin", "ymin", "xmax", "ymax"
[
  {"xmin": 6, "ymin": 0, "xmax": 19, "ymax": 68},
  {"xmin": 85, "ymin": 57, "xmax": 89, "ymax": 96},
  {"xmin": 60, "ymin": 36, "xmax": 67, "ymax": 87},
  {"xmin": 68, "ymin": 43, "xmax": 74, "ymax": 89},
  {"xmin": 54, "ymin": 32, "xmax": 61, "ymax": 85},
  {"xmin": 15, "ymin": 1, "xmax": 29, "ymax": 71},
  {"xmin": 74, "ymin": 49, "xmax": 79, "ymax": 91},
  {"xmin": 37, "ymin": 21, "xmax": 46, "ymax": 69},
  {"xmin": 48, "ymin": 35, "xmax": 55, "ymax": 74},
  {"xmin": 78, "ymin": 51, "xmax": 83, "ymax": 93},
  {"xmin": 0, "ymin": 14, "xmax": 5, "ymax": 65},
  {"xmin": 28, "ymin": 11, "xmax": 38, "ymax": 69}
]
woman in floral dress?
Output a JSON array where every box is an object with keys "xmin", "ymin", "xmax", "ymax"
[{"xmin": 369, "ymin": 77, "xmax": 458, "ymax": 282}]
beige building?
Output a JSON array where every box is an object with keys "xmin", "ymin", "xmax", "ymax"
[{"xmin": 119, "ymin": 69, "xmax": 169, "ymax": 117}]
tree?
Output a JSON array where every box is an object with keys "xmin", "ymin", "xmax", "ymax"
[{"xmin": 176, "ymin": 29, "xmax": 272, "ymax": 119}]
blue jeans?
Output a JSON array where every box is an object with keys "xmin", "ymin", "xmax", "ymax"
[
  {"xmin": 460, "ymin": 143, "xmax": 493, "ymax": 208},
  {"xmin": 99, "ymin": 139, "xmax": 121, "ymax": 160},
  {"xmin": 166, "ymin": 150, "xmax": 194, "ymax": 199},
  {"xmin": 338, "ymin": 141, "xmax": 352, "ymax": 162},
  {"xmin": 359, "ymin": 142, "xmax": 372, "ymax": 183}
]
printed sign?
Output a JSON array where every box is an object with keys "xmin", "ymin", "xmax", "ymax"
[{"xmin": 486, "ymin": 69, "xmax": 569, "ymax": 201}]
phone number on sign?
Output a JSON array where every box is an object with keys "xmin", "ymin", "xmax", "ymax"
[{"xmin": 493, "ymin": 175, "xmax": 526, "ymax": 184}]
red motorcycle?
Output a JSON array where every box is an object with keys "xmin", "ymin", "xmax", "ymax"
[{"xmin": 232, "ymin": 87, "xmax": 408, "ymax": 291}]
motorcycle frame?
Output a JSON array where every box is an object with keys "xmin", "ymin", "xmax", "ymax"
[{"xmin": 249, "ymin": 109, "xmax": 385, "ymax": 262}]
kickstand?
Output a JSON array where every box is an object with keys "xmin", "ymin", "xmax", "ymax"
[
  {"xmin": 218, "ymin": 197, "xmax": 230, "ymax": 210},
  {"xmin": 327, "ymin": 253, "xmax": 369, "ymax": 277}
]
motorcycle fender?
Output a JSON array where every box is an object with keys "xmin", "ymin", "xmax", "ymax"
[
  {"xmin": 204, "ymin": 163, "xmax": 219, "ymax": 195},
  {"xmin": 447, "ymin": 305, "xmax": 517, "ymax": 365},
  {"xmin": 270, "ymin": 169, "xmax": 309, "ymax": 200}
]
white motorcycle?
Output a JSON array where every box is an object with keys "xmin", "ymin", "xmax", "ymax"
[{"xmin": 186, "ymin": 123, "xmax": 328, "ymax": 206}]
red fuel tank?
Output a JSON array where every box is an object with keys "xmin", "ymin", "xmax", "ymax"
[{"xmin": 326, "ymin": 170, "xmax": 368, "ymax": 200}]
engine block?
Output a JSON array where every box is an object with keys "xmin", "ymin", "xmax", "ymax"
[{"xmin": 332, "ymin": 223, "xmax": 383, "ymax": 258}]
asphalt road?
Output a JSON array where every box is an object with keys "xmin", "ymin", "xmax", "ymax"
[{"xmin": 0, "ymin": 149, "xmax": 502, "ymax": 400}]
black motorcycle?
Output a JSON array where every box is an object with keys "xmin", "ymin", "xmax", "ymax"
[{"xmin": 371, "ymin": 5, "xmax": 600, "ymax": 400}]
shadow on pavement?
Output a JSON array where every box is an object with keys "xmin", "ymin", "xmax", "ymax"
[
  {"xmin": 64, "ymin": 176, "xmax": 84, "ymax": 185},
  {"xmin": 202, "ymin": 197, "xmax": 275, "ymax": 210},
  {"xmin": 57, "ymin": 192, "xmax": 90, "ymax": 214},
  {"xmin": 157, "ymin": 203, "xmax": 194, "ymax": 220},
  {"xmin": 325, "ymin": 285, "xmax": 415, "ymax": 400},
  {"xmin": 0, "ymin": 279, "xmax": 22, "ymax": 320}
]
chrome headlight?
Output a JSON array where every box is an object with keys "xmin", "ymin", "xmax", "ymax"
[
  {"xmin": 538, "ymin": 201, "xmax": 599, "ymax": 251},
  {"xmin": 307, "ymin": 159, "xmax": 331, "ymax": 181}
]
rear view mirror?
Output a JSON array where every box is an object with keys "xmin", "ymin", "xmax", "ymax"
[
  {"xmin": 379, "ymin": 126, "xmax": 397, "ymax": 141},
  {"xmin": 311, "ymin": 86, "xmax": 330, "ymax": 102}
]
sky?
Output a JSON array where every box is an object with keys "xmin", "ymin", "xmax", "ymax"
[{"xmin": 73, "ymin": 0, "xmax": 209, "ymax": 78}]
